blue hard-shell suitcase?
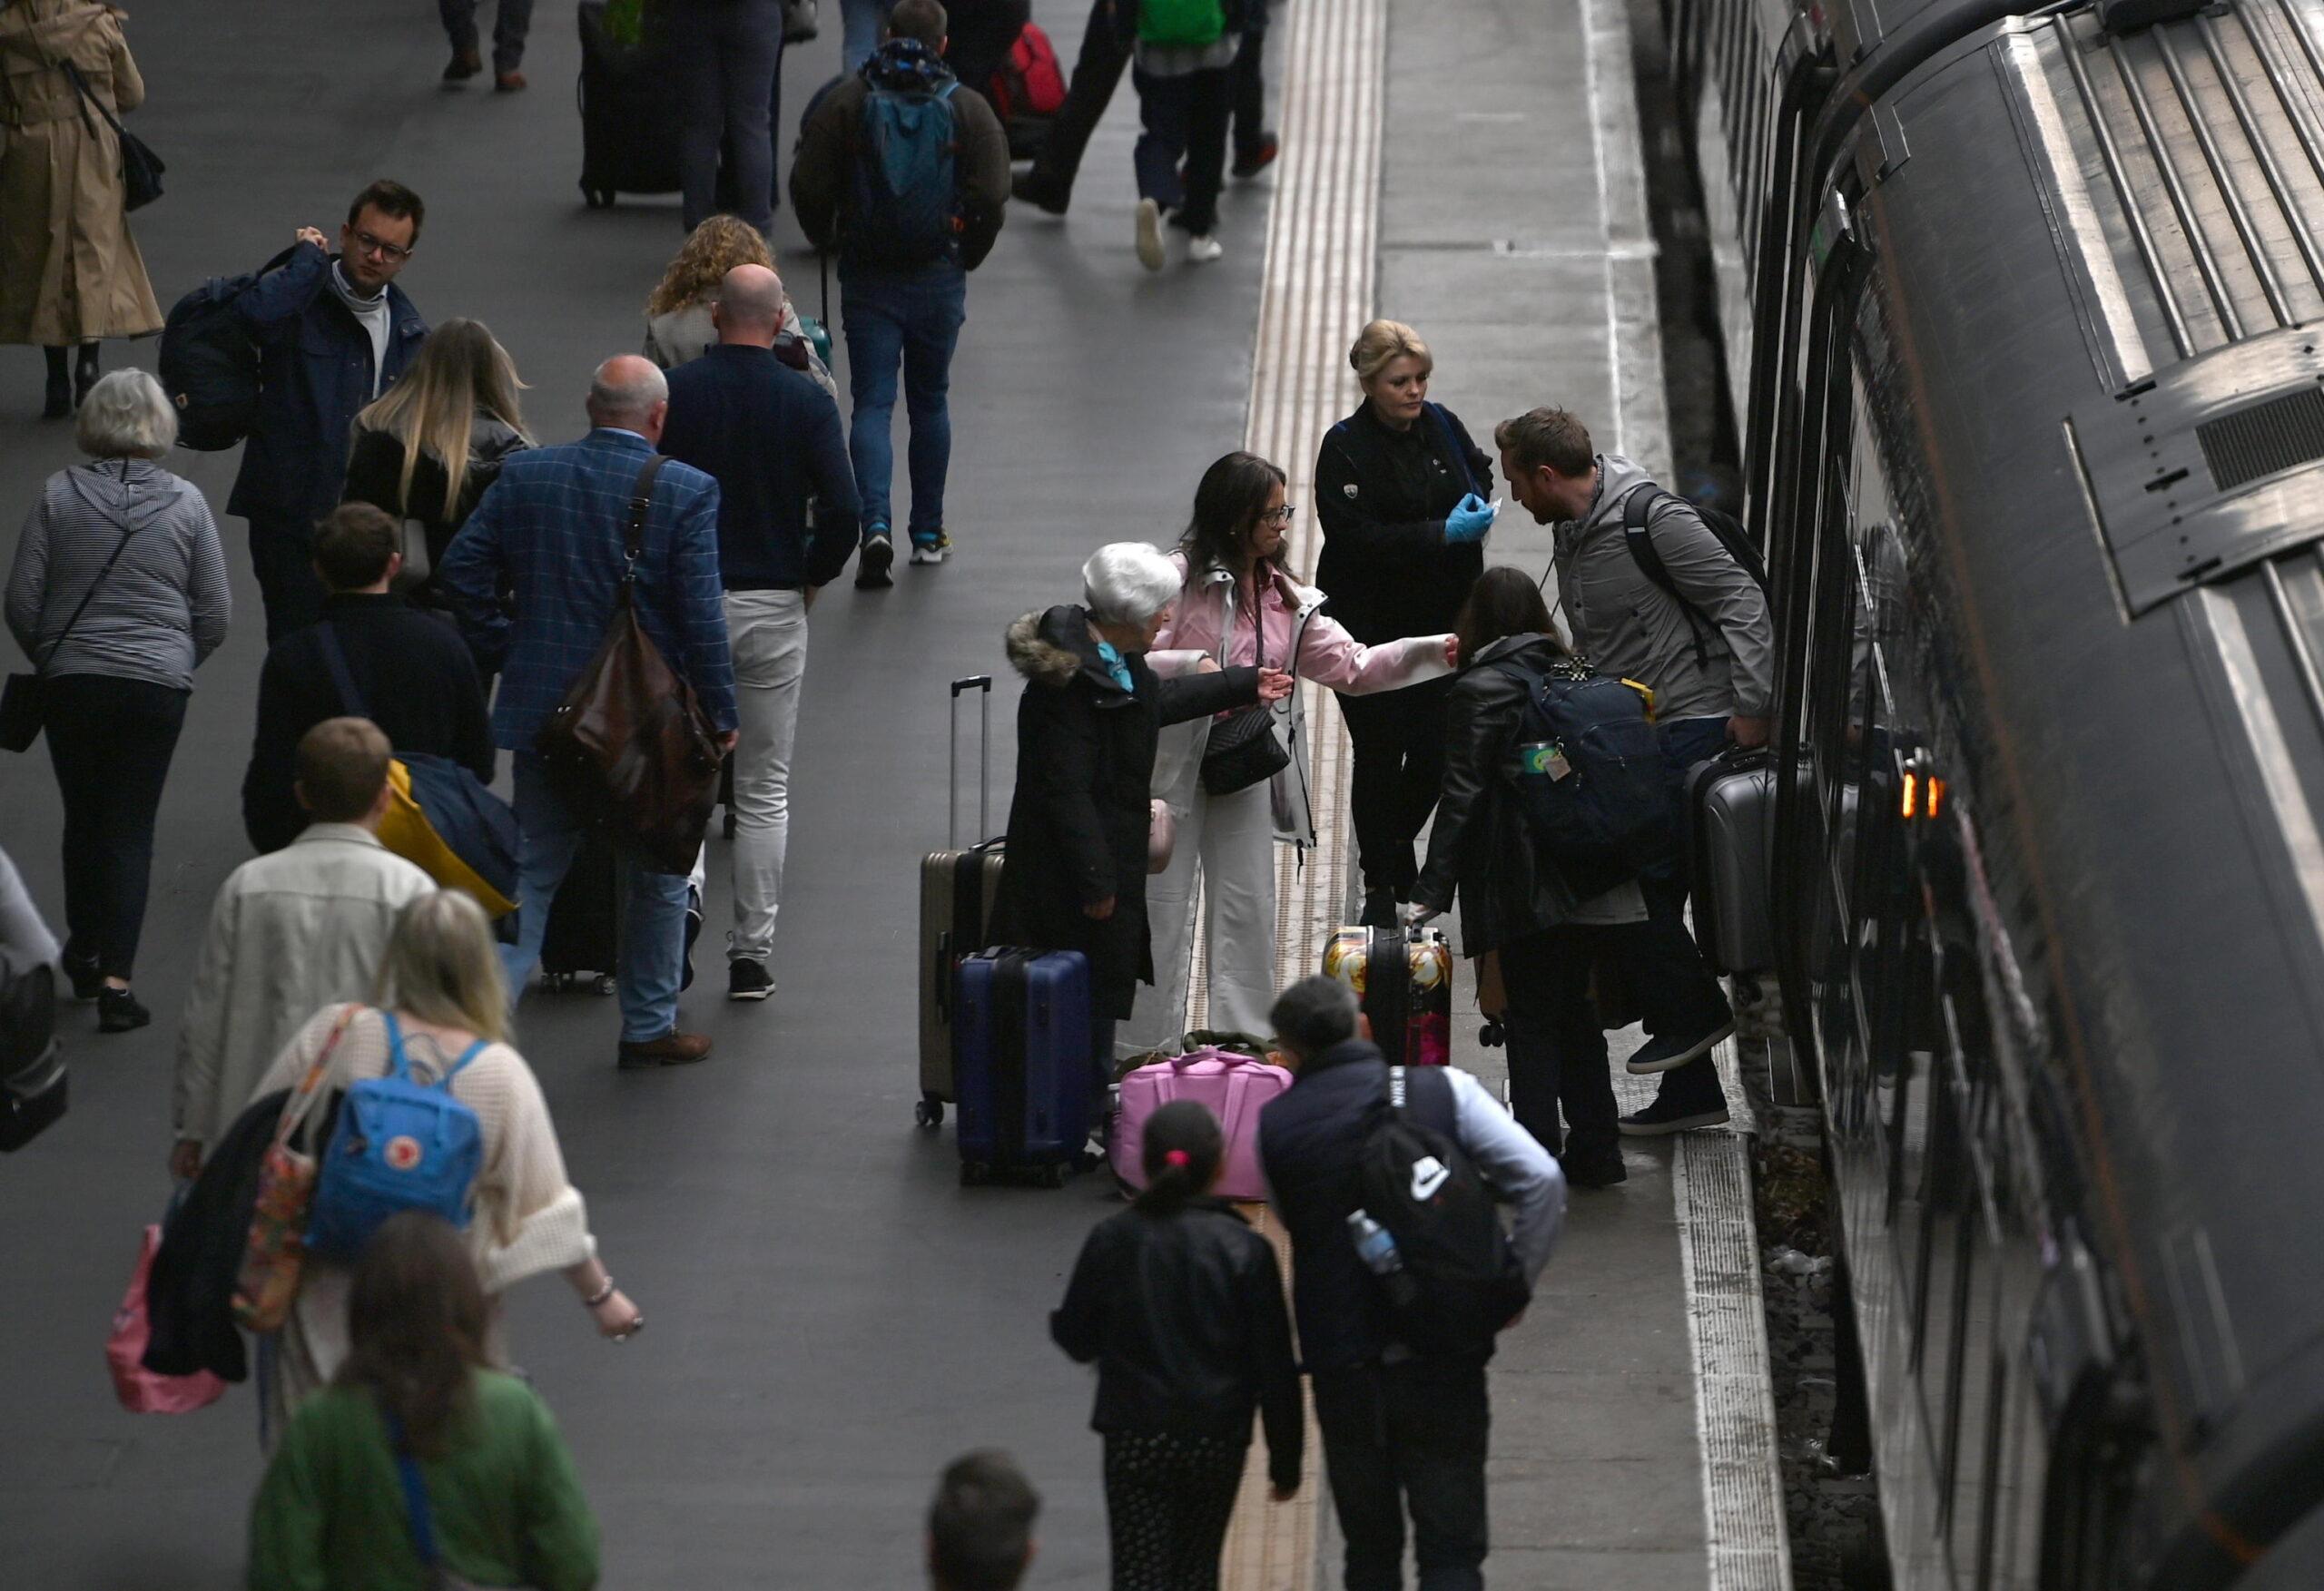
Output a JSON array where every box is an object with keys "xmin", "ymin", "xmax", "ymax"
[{"xmin": 953, "ymin": 948, "xmax": 1091, "ymax": 1187}]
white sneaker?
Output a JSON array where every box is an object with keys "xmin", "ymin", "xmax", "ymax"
[
  {"xmin": 1135, "ymin": 198, "xmax": 1166, "ymax": 272},
  {"xmin": 909, "ymin": 533, "xmax": 950, "ymax": 565},
  {"xmin": 1186, "ymin": 233, "xmax": 1225, "ymax": 264}
]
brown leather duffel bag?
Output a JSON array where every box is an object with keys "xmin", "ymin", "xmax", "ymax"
[{"xmin": 534, "ymin": 456, "xmax": 724, "ymax": 875}]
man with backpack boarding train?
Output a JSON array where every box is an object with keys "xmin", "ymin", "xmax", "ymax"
[
  {"xmin": 1259, "ymin": 976, "xmax": 1565, "ymax": 1591},
  {"xmin": 1497, "ymin": 408, "xmax": 1776, "ymax": 1135},
  {"xmin": 792, "ymin": 0, "xmax": 1012, "ymax": 587}
]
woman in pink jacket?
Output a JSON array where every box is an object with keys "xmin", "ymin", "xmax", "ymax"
[{"xmin": 1126, "ymin": 452, "xmax": 1457, "ymax": 1051}]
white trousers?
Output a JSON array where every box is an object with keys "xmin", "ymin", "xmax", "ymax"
[
  {"xmin": 725, "ymin": 590, "xmax": 809, "ymax": 963},
  {"xmin": 1126, "ymin": 774, "xmax": 1278, "ymax": 1054}
]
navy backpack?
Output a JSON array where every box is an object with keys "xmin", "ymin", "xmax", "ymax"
[{"xmin": 1495, "ymin": 655, "xmax": 1674, "ymax": 899}]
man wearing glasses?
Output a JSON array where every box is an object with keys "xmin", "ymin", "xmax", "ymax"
[{"xmin": 229, "ymin": 180, "xmax": 429, "ymax": 643}]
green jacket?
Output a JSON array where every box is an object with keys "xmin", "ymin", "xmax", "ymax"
[{"xmin": 248, "ymin": 1371, "xmax": 600, "ymax": 1590}]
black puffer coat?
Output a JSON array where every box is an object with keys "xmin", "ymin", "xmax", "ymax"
[
  {"xmin": 989, "ymin": 605, "xmax": 1257, "ymax": 1020},
  {"xmin": 1411, "ymin": 633, "xmax": 1596, "ymax": 956},
  {"xmin": 1314, "ymin": 399, "xmax": 1493, "ymax": 645}
]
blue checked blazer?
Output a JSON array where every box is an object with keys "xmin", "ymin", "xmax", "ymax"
[{"xmin": 439, "ymin": 428, "xmax": 737, "ymax": 751}]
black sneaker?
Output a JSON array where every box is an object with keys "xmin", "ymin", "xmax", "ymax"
[
  {"xmin": 62, "ymin": 949, "xmax": 103, "ymax": 1002},
  {"xmin": 1623, "ymin": 1017, "xmax": 1736, "ymax": 1075},
  {"xmin": 727, "ymin": 959, "xmax": 774, "ymax": 1002},
  {"xmin": 1011, "ymin": 168, "xmax": 1069, "ymax": 216},
  {"xmin": 97, "ymin": 987, "xmax": 151, "ymax": 1034},
  {"xmin": 1562, "ymin": 1147, "xmax": 1629, "ymax": 1188},
  {"xmin": 856, "ymin": 531, "xmax": 895, "ymax": 589},
  {"xmin": 1618, "ymin": 1092, "xmax": 1730, "ymax": 1136},
  {"xmin": 1232, "ymin": 132, "xmax": 1280, "ymax": 180}
]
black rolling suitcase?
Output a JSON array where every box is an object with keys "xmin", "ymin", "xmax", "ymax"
[
  {"xmin": 1688, "ymin": 746, "xmax": 1777, "ymax": 975},
  {"xmin": 915, "ymin": 677, "xmax": 1006, "ymax": 1129},
  {"xmin": 540, "ymin": 831, "xmax": 621, "ymax": 993},
  {"xmin": 577, "ymin": 2, "xmax": 681, "ymax": 208}
]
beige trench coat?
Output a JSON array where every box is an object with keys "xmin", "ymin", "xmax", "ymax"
[{"xmin": 0, "ymin": 0, "xmax": 161, "ymax": 345}]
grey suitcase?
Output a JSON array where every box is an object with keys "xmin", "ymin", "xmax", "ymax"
[
  {"xmin": 1687, "ymin": 747, "xmax": 1776, "ymax": 974},
  {"xmin": 915, "ymin": 676, "xmax": 1006, "ymax": 1129}
]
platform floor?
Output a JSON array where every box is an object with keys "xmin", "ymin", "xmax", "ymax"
[{"xmin": 0, "ymin": 2, "xmax": 1766, "ymax": 1586}]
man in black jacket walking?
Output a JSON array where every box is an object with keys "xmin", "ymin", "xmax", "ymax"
[
  {"xmin": 660, "ymin": 264, "xmax": 861, "ymax": 1002},
  {"xmin": 241, "ymin": 504, "xmax": 494, "ymax": 854}
]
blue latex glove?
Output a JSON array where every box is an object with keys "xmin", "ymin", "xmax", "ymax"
[{"xmin": 1444, "ymin": 493, "xmax": 1496, "ymax": 545}]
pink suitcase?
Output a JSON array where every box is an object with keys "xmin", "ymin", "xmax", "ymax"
[{"xmin": 1110, "ymin": 1047, "xmax": 1293, "ymax": 1202}]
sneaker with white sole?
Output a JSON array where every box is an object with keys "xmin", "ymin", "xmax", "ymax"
[
  {"xmin": 910, "ymin": 531, "xmax": 950, "ymax": 565},
  {"xmin": 1186, "ymin": 233, "xmax": 1224, "ymax": 263},
  {"xmin": 1618, "ymin": 1093, "xmax": 1731, "ymax": 1136},
  {"xmin": 1624, "ymin": 1017, "xmax": 1736, "ymax": 1075},
  {"xmin": 1135, "ymin": 197, "xmax": 1166, "ymax": 271},
  {"xmin": 727, "ymin": 958, "xmax": 774, "ymax": 1001},
  {"xmin": 855, "ymin": 531, "xmax": 894, "ymax": 589}
]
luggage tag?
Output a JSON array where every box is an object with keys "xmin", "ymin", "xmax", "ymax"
[{"xmin": 1517, "ymin": 742, "xmax": 1574, "ymax": 781}]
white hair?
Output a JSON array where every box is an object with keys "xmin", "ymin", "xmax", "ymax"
[
  {"xmin": 76, "ymin": 368, "xmax": 177, "ymax": 459},
  {"xmin": 586, "ymin": 358, "xmax": 668, "ymax": 425},
  {"xmin": 1082, "ymin": 543, "xmax": 1182, "ymax": 625}
]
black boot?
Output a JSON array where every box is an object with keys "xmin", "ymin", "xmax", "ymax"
[
  {"xmin": 42, "ymin": 347, "xmax": 70, "ymax": 419},
  {"xmin": 74, "ymin": 342, "xmax": 100, "ymax": 408}
]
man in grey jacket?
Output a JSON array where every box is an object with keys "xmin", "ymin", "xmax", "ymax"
[{"xmin": 1498, "ymin": 408, "xmax": 1772, "ymax": 1134}]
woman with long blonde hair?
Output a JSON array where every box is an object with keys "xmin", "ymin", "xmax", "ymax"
[
  {"xmin": 341, "ymin": 319, "xmax": 532, "ymax": 604},
  {"xmin": 246, "ymin": 889, "xmax": 642, "ymax": 1439},
  {"xmin": 644, "ymin": 214, "xmax": 834, "ymax": 394}
]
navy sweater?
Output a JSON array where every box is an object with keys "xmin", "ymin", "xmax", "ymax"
[{"xmin": 659, "ymin": 344, "xmax": 862, "ymax": 590}]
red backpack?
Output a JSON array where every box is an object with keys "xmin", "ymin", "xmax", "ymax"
[{"xmin": 988, "ymin": 22, "xmax": 1067, "ymax": 122}]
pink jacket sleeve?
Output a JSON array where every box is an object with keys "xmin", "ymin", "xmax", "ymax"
[{"xmin": 1293, "ymin": 614, "xmax": 1455, "ymax": 695}]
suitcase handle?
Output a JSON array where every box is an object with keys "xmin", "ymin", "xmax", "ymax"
[{"xmin": 949, "ymin": 675, "xmax": 992, "ymax": 850}]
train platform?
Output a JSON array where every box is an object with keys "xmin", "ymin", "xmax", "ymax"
[{"xmin": 0, "ymin": 0, "xmax": 1783, "ymax": 1586}]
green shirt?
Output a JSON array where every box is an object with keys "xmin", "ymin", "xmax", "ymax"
[{"xmin": 248, "ymin": 1370, "xmax": 600, "ymax": 1590}]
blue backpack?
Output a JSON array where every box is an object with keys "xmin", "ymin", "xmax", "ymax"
[
  {"xmin": 305, "ymin": 1013, "xmax": 487, "ymax": 1261},
  {"xmin": 1495, "ymin": 657, "xmax": 1675, "ymax": 900},
  {"xmin": 847, "ymin": 78, "xmax": 961, "ymax": 269}
]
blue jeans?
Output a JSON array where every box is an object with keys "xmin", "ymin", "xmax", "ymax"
[
  {"xmin": 842, "ymin": 0, "xmax": 891, "ymax": 72},
  {"xmin": 438, "ymin": 0, "xmax": 533, "ymax": 71},
  {"xmin": 840, "ymin": 262, "xmax": 968, "ymax": 542},
  {"xmin": 503, "ymin": 752, "xmax": 693, "ymax": 1044},
  {"xmin": 669, "ymin": 0, "xmax": 783, "ymax": 234}
]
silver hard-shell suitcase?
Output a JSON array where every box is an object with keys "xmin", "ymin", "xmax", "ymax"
[{"xmin": 1687, "ymin": 747, "xmax": 1776, "ymax": 975}]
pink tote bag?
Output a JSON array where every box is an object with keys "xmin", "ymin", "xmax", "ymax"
[
  {"xmin": 108, "ymin": 1224, "xmax": 228, "ymax": 1415},
  {"xmin": 1110, "ymin": 1047, "xmax": 1293, "ymax": 1202}
]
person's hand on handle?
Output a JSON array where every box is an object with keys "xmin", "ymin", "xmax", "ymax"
[
  {"xmin": 1443, "ymin": 494, "xmax": 1497, "ymax": 545},
  {"xmin": 1256, "ymin": 667, "xmax": 1295, "ymax": 702},
  {"xmin": 169, "ymin": 1139, "xmax": 202, "ymax": 1183},
  {"xmin": 294, "ymin": 226, "xmax": 328, "ymax": 250},
  {"xmin": 1443, "ymin": 633, "xmax": 1461, "ymax": 670},
  {"xmin": 718, "ymin": 730, "xmax": 740, "ymax": 754},
  {"xmin": 1728, "ymin": 715, "xmax": 1770, "ymax": 750},
  {"xmin": 1083, "ymin": 896, "xmax": 1118, "ymax": 921}
]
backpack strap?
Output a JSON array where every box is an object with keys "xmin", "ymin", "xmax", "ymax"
[
  {"xmin": 383, "ymin": 1409, "xmax": 444, "ymax": 1570},
  {"xmin": 1620, "ymin": 486, "xmax": 1713, "ymax": 672},
  {"xmin": 621, "ymin": 455, "xmax": 670, "ymax": 578},
  {"xmin": 1388, "ymin": 1065, "xmax": 1407, "ymax": 1110}
]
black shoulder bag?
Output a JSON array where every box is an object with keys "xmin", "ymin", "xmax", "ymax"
[
  {"xmin": 0, "ymin": 508, "xmax": 141, "ymax": 753},
  {"xmin": 1199, "ymin": 589, "xmax": 1292, "ymax": 797},
  {"xmin": 62, "ymin": 60, "xmax": 164, "ymax": 211}
]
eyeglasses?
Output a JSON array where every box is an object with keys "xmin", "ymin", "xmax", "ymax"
[
  {"xmin": 350, "ymin": 229, "xmax": 414, "ymax": 264},
  {"xmin": 1261, "ymin": 502, "xmax": 1297, "ymax": 525}
]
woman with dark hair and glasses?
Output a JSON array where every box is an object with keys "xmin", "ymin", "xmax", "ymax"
[
  {"xmin": 1124, "ymin": 450, "xmax": 1457, "ymax": 1054},
  {"xmin": 247, "ymin": 1212, "xmax": 601, "ymax": 1589},
  {"xmin": 1405, "ymin": 567, "xmax": 1722, "ymax": 1187}
]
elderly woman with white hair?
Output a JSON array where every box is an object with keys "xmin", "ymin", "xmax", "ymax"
[
  {"xmin": 5, "ymin": 368, "xmax": 229, "ymax": 1032},
  {"xmin": 990, "ymin": 543, "xmax": 1293, "ymax": 1083}
]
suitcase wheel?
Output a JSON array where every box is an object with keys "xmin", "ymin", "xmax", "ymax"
[
  {"xmin": 960, "ymin": 1160, "xmax": 989, "ymax": 1187},
  {"xmin": 1479, "ymin": 1019, "xmax": 1505, "ymax": 1048},
  {"xmin": 584, "ymin": 188, "xmax": 615, "ymax": 210},
  {"xmin": 915, "ymin": 1095, "xmax": 945, "ymax": 1130}
]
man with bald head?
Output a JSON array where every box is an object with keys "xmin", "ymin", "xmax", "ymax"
[
  {"xmin": 439, "ymin": 354, "xmax": 737, "ymax": 1068},
  {"xmin": 660, "ymin": 264, "xmax": 861, "ymax": 1001}
]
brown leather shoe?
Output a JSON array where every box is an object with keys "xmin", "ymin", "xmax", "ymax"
[
  {"xmin": 443, "ymin": 47, "xmax": 482, "ymax": 82},
  {"xmin": 617, "ymin": 1030, "xmax": 712, "ymax": 1070},
  {"xmin": 494, "ymin": 69, "xmax": 527, "ymax": 92}
]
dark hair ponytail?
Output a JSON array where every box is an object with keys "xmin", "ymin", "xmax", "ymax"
[{"xmin": 1135, "ymin": 1100, "xmax": 1226, "ymax": 1216}]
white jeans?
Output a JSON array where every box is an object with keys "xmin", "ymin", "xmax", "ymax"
[
  {"xmin": 1126, "ymin": 773, "xmax": 1277, "ymax": 1054},
  {"xmin": 725, "ymin": 590, "xmax": 809, "ymax": 963}
]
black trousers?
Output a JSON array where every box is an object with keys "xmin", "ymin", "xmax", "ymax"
[
  {"xmin": 249, "ymin": 516, "xmax": 329, "ymax": 646},
  {"xmin": 1338, "ymin": 677, "xmax": 1452, "ymax": 899},
  {"xmin": 43, "ymin": 673, "xmax": 189, "ymax": 980},
  {"xmin": 1028, "ymin": 0, "xmax": 1134, "ymax": 196},
  {"xmin": 1497, "ymin": 925, "xmax": 1631, "ymax": 1161},
  {"xmin": 1102, "ymin": 1429, "xmax": 1248, "ymax": 1591},
  {"xmin": 1314, "ymin": 1358, "xmax": 1491, "ymax": 1591},
  {"xmin": 1229, "ymin": 2, "xmax": 1270, "ymax": 160},
  {"xmin": 1631, "ymin": 715, "xmax": 1736, "ymax": 1108}
]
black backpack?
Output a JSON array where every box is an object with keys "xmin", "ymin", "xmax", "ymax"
[
  {"xmin": 1620, "ymin": 486, "xmax": 1770, "ymax": 670},
  {"xmin": 0, "ymin": 956, "xmax": 66, "ymax": 1153},
  {"xmin": 158, "ymin": 246, "xmax": 296, "ymax": 452},
  {"xmin": 1354, "ymin": 1066, "xmax": 1531, "ymax": 1358},
  {"xmin": 1494, "ymin": 655, "xmax": 1675, "ymax": 899}
]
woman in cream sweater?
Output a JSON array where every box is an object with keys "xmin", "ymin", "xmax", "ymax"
[{"xmin": 251, "ymin": 889, "xmax": 643, "ymax": 1437}]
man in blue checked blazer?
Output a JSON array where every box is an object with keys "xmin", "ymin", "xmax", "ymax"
[{"xmin": 440, "ymin": 355, "xmax": 738, "ymax": 1068}]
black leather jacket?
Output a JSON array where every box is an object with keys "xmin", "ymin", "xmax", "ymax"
[
  {"xmin": 1050, "ymin": 1198, "xmax": 1304, "ymax": 1486},
  {"xmin": 1412, "ymin": 633, "xmax": 1591, "ymax": 955}
]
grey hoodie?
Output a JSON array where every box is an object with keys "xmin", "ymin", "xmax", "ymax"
[
  {"xmin": 1550, "ymin": 453, "xmax": 1773, "ymax": 722},
  {"xmin": 5, "ymin": 459, "xmax": 231, "ymax": 692}
]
